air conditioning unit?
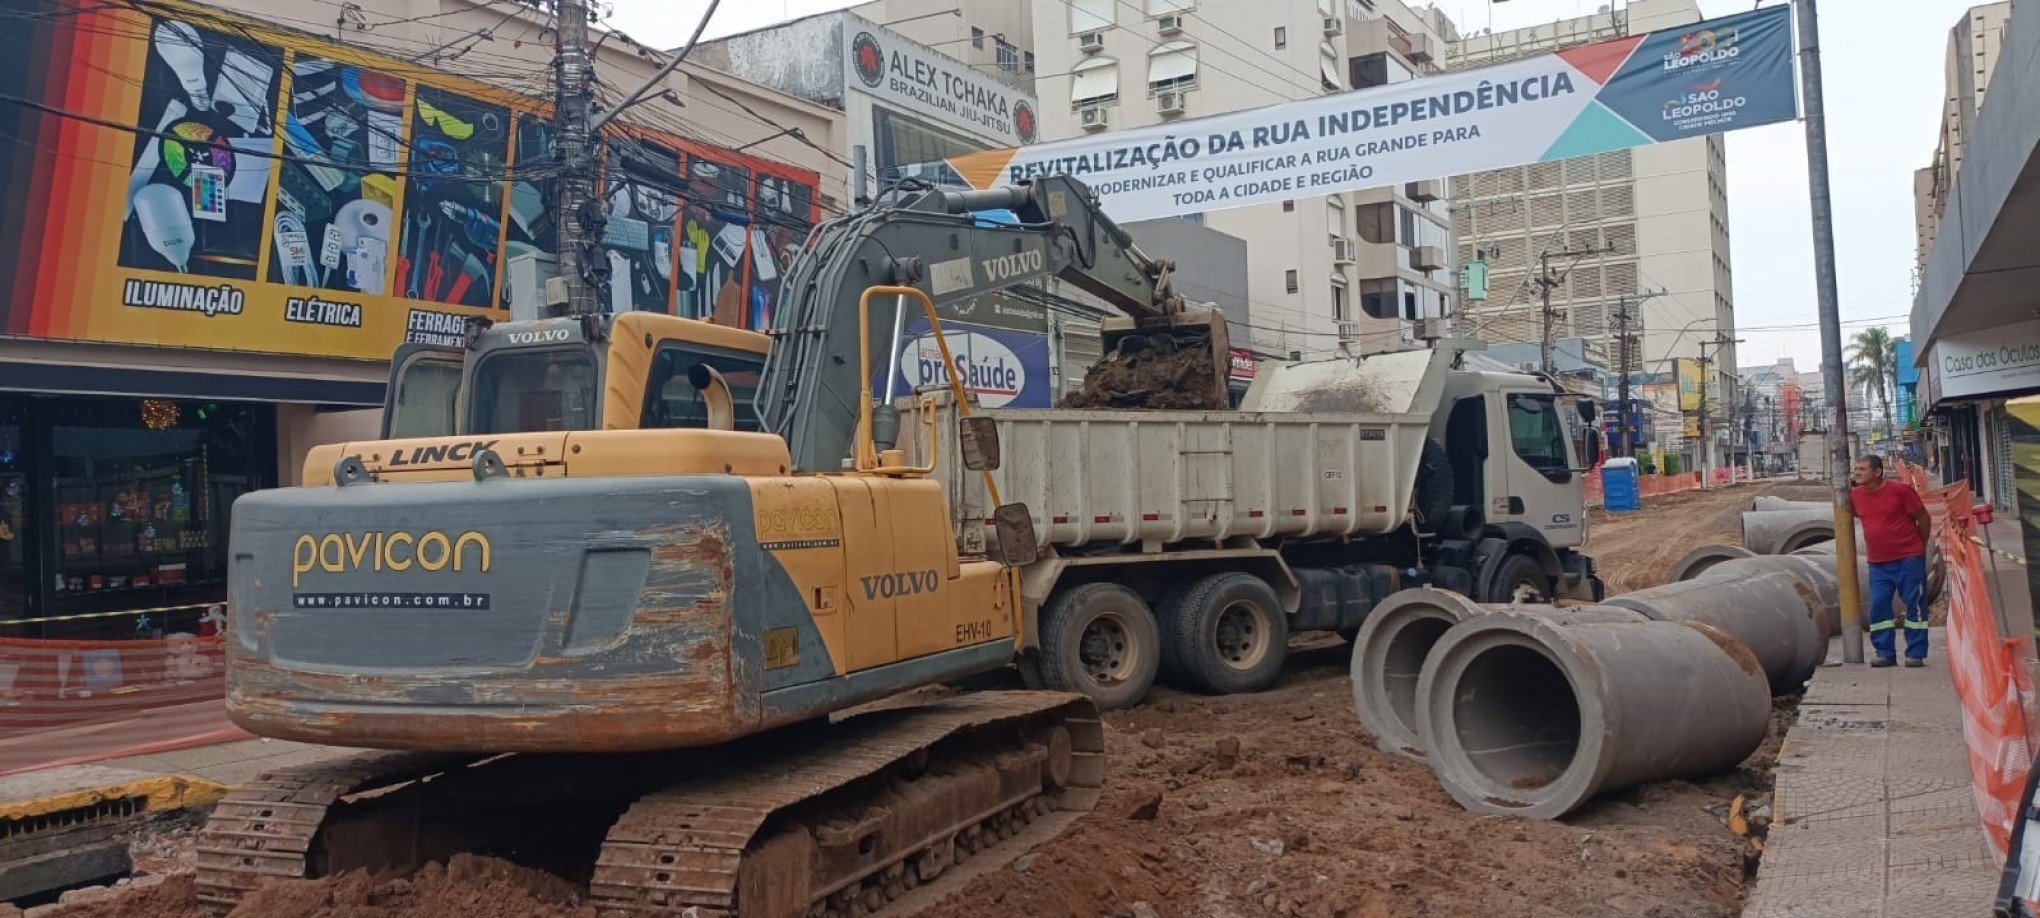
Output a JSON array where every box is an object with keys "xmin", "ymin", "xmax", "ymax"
[
  {"xmin": 1156, "ymin": 90, "xmax": 1187, "ymax": 115},
  {"xmin": 1157, "ymin": 13, "xmax": 1184, "ymax": 35},
  {"xmin": 1405, "ymin": 33, "xmax": 1435, "ymax": 63},
  {"xmin": 1331, "ymin": 238, "xmax": 1356, "ymax": 264},
  {"xmin": 1338, "ymin": 321, "xmax": 1368, "ymax": 340},
  {"xmin": 1078, "ymin": 31, "xmax": 1105, "ymax": 53},
  {"xmin": 1405, "ymin": 179, "xmax": 1443, "ymax": 202},
  {"xmin": 1412, "ymin": 245, "xmax": 1445, "ymax": 271},
  {"xmin": 1323, "ymin": 16, "xmax": 1343, "ymax": 37},
  {"xmin": 1079, "ymin": 105, "xmax": 1110, "ymax": 131}
]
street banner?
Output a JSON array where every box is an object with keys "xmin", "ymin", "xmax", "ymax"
[
  {"xmin": 932, "ymin": 5, "xmax": 1796, "ymax": 222},
  {"xmin": 0, "ymin": 0, "xmax": 820, "ymax": 361}
]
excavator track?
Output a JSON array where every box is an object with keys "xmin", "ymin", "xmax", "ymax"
[
  {"xmin": 193, "ymin": 751, "xmax": 486, "ymax": 911},
  {"xmin": 591, "ymin": 691, "xmax": 1102, "ymax": 917},
  {"xmin": 191, "ymin": 692, "xmax": 1101, "ymax": 917}
]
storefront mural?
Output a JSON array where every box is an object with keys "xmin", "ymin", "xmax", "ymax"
[{"xmin": 0, "ymin": 0, "xmax": 821, "ymax": 361}]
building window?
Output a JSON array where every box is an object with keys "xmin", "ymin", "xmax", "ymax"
[
  {"xmin": 1327, "ymin": 199, "xmax": 1346, "ymax": 237},
  {"xmin": 1285, "ymin": 269, "xmax": 1299, "ymax": 293},
  {"xmin": 1147, "ymin": 0, "xmax": 1193, "ymax": 13},
  {"xmin": 1282, "ymin": 200, "xmax": 1295, "ymax": 212},
  {"xmin": 1356, "ymin": 202, "xmax": 1396, "ymax": 245},
  {"xmin": 971, "ymin": 27, "xmax": 984, "ymax": 49},
  {"xmin": 1332, "ymin": 281, "xmax": 1349, "ymax": 321},
  {"xmin": 1359, "ymin": 278, "xmax": 1397, "ymax": 319},
  {"xmin": 1319, "ymin": 41, "xmax": 1342, "ymax": 92},
  {"xmin": 1274, "ymin": 26, "xmax": 1287, "ymax": 49},
  {"xmin": 1025, "ymin": 51, "xmax": 1036, "ymax": 72},
  {"xmin": 1071, "ymin": 58, "xmax": 1119, "ymax": 106},
  {"xmin": 995, "ymin": 37, "xmax": 1019, "ymax": 71},
  {"xmin": 1072, "ymin": 0, "xmax": 1114, "ymax": 33},
  {"xmin": 1148, "ymin": 41, "xmax": 1198, "ymax": 92}
]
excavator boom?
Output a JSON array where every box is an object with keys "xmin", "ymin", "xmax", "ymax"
[{"xmin": 758, "ymin": 175, "xmax": 1229, "ymax": 472}]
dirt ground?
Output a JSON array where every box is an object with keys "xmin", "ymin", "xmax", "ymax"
[{"xmin": 27, "ymin": 481, "xmax": 1813, "ymax": 918}]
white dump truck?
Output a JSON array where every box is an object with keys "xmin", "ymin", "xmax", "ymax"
[{"xmin": 919, "ymin": 338, "xmax": 1605, "ymax": 707}]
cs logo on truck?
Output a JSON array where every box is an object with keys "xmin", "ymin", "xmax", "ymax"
[{"xmin": 293, "ymin": 530, "xmax": 492, "ymax": 587}]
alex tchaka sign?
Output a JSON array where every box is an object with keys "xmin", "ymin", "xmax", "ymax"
[
  {"xmin": 927, "ymin": 6, "xmax": 1795, "ymax": 224},
  {"xmin": 847, "ymin": 20, "xmax": 1038, "ymax": 145}
]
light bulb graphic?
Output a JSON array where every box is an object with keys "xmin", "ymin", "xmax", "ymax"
[
  {"xmin": 153, "ymin": 21, "xmax": 211, "ymax": 113},
  {"xmin": 133, "ymin": 183, "xmax": 194, "ymax": 272}
]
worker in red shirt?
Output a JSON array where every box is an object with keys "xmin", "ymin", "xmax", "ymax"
[{"xmin": 1850, "ymin": 455, "xmax": 1934, "ymax": 667}]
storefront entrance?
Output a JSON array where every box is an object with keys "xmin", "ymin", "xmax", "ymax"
[{"xmin": 0, "ymin": 395, "xmax": 276, "ymax": 639}]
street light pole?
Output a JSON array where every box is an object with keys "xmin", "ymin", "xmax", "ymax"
[{"xmin": 1799, "ymin": 0, "xmax": 1863, "ymax": 664}]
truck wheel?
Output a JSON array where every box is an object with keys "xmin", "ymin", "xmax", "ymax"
[
  {"xmin": 1160, "ymin": 573, "xmax": 1288, "ymax": 695},
  {"xmin": 1038, "ymin": 583, "xmax": 1160, "ymax": 710},
  {"xmin": 1412, "ymin": 439, "xmax": 1455, "ymax": 532},
  {"xmin": 1483, "ymin": 553, "xmax": 1550, "ymax": 604}
]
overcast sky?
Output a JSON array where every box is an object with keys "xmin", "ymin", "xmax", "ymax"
[{"xmin": 609, "ymin": 0, "xmax": 1980, "ymax": 373}]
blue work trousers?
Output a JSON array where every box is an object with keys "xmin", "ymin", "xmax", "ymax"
[{"xmin": 1868, "ymin": 554, "xmax": 1929, "ymax": 661}]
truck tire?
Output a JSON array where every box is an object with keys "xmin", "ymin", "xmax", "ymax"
[
  {"xmin": 1412, "ymin": 439, "xmax": 1454, "ymax": 532},
  {"xmin": 1038, "ymin": 583, "xmax": 1161, "ymax": 710},
  {"xmin": 1482, "ymin": 553, "xmax": 1550, "ymax": 604},
  {"xmin": 1159, "ymin": 572, "xmax": 1288, "ymax": 695}
]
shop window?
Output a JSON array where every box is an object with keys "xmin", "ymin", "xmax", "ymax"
[
  {"xmin": 469, "ymin": 347, "xmax": 598, "ymax": 434},
  {"xmin": 0, "ymin": 409, "xmax": 19, "ymax": 624},
  {"xmin": 1148, "ymin": 42, "xmax": 1198, "ymax": 92},
  {"xmin": 39, "ymin": 397, "xmax": 275, "ymax": 638}
]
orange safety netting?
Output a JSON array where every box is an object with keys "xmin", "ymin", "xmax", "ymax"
[
  {"xmin": 1900, "ymin": 460, "xmax": 2038, "ymax": 864},
  {"xmin": 1638, "ymin": 471, "xmax": 1702, "ymax": 497},
  {"xmin": 0, "ymin": 633, "xmax": 245, "ymax": 777}
]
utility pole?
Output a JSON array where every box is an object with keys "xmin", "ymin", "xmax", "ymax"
[
  {"xmin": 552, "ymin": 0, "xmax": 600, "ymax": 317},
  {"xmin": 1608, "ymin": 288, "xmax": 1664, "ymax": 459},
  {"xmin": 1697, "ymin": 333, "xmax": 1743, "ymax": 490},
  {"xmin": 1800, "ymin": 0, "xmax": 1864, "ymax": 664},
  {"xmin": 1535, "ymin": 243, "xmax": 1616, "ymax": 373}
]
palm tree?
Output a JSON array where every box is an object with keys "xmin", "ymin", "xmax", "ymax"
[{"xmin": 1847, "ymin": 326, "xmax": 1897, "ymax": 439}]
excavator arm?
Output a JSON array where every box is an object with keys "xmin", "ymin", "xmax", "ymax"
[{"xmin": 757, "ymin": 175, "xmax": 1228, "ymax": 473}]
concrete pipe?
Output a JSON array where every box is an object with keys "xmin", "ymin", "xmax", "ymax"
[
  {"xmin": 1349, "ymin": 591, "xmax": 1643, "ymax": 759},
  {"xmin": 1667, "ymin": 544, "xmax": 1758, "ymax": 583},
  {"xmin": 1418, "ymin": 613, "xmax": 1770, "ymax": 819},
  {"xmin": 1351, "ymin": 588, "xmax": 1489, "ymax": 759},
  {"xmin": 1604, "ymin": 570, "xmax": 1823, "ymax": 694},
  {"xmin": 1793, "ymin": 538, "xmax": 1944, "ymax": 609},
  {"xmin": 1695, "ymin": 554, "xmax": 1842, "ymax": 641},
  {"xmin": 1752, "ymin": 496, "xmax": 1828, "ymax": 512},
  {"xmin": 1742, "ymin": 509, "xmax": 1839, "ymax": 555}
]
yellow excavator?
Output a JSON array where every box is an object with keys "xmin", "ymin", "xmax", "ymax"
[{"xmin": 196, "ymin": 176, "xmax": 1228, "ymax": 915}]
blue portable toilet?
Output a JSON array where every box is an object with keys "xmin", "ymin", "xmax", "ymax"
[{"xmin": 1602, "ymin": 457, "xmax": 1641, "ymax": 512}]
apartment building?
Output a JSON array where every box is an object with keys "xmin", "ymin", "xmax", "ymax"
[
  {"xmin": 1031, "ymin": 0, "xmax": 1462, "ymax": 356},
  {"xmin": 1449, "ymin": 0, "xmax": 1735, "ymax": 413},
  {"xmin": 1913, "ymin": 2, "xmax": 2013, "ymax": 280}
]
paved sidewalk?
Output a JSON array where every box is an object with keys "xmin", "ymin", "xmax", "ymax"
[
  {"xmin": 0, "ymin": 735, "xmax": 349, "ymax": 815},
  {"xmin": 1744, "ymin": 628, "xmax": 1998, "ymax": 916}
]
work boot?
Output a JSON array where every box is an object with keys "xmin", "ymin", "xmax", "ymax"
[
  {"xmin": 1871, "ymin": 657, "xmax": 1896, "ymax": 668},
  {"xmin": 1904, "ymin": 658, "xmax": 1925, "ymax": 668}
]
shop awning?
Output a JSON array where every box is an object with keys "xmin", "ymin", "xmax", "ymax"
[{"xmin": 0, "ymin": 361, "xmax": 384, "ymax": 406}]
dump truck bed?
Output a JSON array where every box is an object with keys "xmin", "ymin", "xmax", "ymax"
[{"xmin": 925, "ymin": 408, "xmax": 1433, "ymax": 549}]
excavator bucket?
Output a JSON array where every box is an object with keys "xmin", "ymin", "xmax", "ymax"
[{"xmin": 1075, "ymin": 307, "xmax": 1232, "ymax": 410}]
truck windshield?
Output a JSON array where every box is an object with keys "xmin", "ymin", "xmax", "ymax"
[
  {"xmin": 469, "ymin": 347, "xmax": 599, "ymax": 434},
  {"xmin": 1507, "ymin": 393, "xmax": 1573, "ymax": 482}
]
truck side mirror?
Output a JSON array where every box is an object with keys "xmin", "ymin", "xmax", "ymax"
[
  {"xmin": 960, "ymin": 416, "xmax": 1001, "ymax": 471},
  {"xmin": 991, "ymin": 502, "xmax": 1038, "ymax": 566},
  {"xmin": 1584, "ymin": 429, "xmax": 1603, "ymax": 468}
]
